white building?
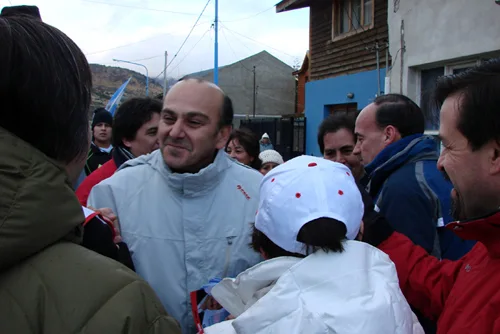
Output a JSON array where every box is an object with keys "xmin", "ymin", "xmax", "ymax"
[{"xmin": 387, "ymin": 0, "xmax": 500, "ymax": 140}]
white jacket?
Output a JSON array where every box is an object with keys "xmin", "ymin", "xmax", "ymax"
[
  {"xmin": 88, "ymin": 150, "xmax": 263, "ymax": 333},
  {"xmin": 205, "ymin": 241, "xmax": 424, "ymax": 334}
]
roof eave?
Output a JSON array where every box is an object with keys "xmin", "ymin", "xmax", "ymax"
[{"xmin": 275, "ymin": 0, "xmax": 310, "ymax": 13}]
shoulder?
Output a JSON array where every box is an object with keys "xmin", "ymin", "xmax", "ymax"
[
  {"xmin": 225, "ymin": 161, "xmax": 262, "ymax": 192},
  {"xmin": 77, "ymin": 161, "xmax": 116, "ymax": 196},
  {"xmin": 382, "ymin": 163, "xmax": 425, "ymax": 197}
]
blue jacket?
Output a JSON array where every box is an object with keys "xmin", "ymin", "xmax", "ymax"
[
  {"xmin": 365, "ymin": 134, "xmax": 475, "ymax": 261},
  {"xmin": 260, "ymin": 142, "xmax": 274, "ymax": 152}
]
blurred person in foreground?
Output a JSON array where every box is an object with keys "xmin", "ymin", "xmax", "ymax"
[
  {"xmin": 205, "ymin": 156, "xmax": 423, "ymax": 334},
  {"xmin": 88, "ymin": 78, "xmax": 262, "ymax": 333},
  {"xmin": 258, "ymin": 149, "xmax": 284, "ymax": 176},
  {"xmin": 362, "ymin": 58, "xmax": 500, "ymax": 333},
  {"xmin": 0, "ymin": 8, "xmax": 180, "ymax": 333},
  {"xmin": 225, "ymin": 128, "xmax": 262, "ymax": 170}
]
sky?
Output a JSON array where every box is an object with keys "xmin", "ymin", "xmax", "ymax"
[{"xmin": 2, "ymin": 0, "xmax": 310, "ymax": 79}]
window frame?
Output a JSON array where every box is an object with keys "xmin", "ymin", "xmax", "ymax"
[{"xmin": 331, "ymin": 0, "xmax": 375, "ymax": 41}]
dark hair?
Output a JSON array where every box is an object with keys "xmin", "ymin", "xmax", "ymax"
[
  {"xmin": 251, "ymin": 218, "xmax": 347, "ymax": 259},
  {"xmin": 1, "ymin": 5, "xmax": 41, "ymax": 20},
  {"xmin": 372, "ymin": 94, "xmax": 425, "ymax": 137},
  {"xmin": 317, "ymin": 113, "xmax": 356, "ymax": 154},
  {"xmin": 112, "ymin": 97, "xmax": 162, "ymax": 147},
  {"xmin": 0, "ymin": 16, "xmax": 92, "ymax": 164},
  {"xmin": 433, "ymin": 58, "xmax": 500, "ymax": 151},
  {"xmin": 177, "ymin": 76, "xmax": 233, "ymax": 128},
  {"xmin": 226, "ymin": 128, "xmax": 262, "ymax": 169}
]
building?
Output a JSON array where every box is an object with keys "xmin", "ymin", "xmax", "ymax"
[
  {"xmin": 387, "ymin": 0, "xmax": 500, "ymax": 141},
  {"xmin": 293, "ymin": 51, "xmax": 310, "ymax": 115},
  {"xmin": 183, "ymin": 50, "xmax": 296, "ymax": 127},
  {"xmin": 277, "ymin": 0, "xmax": 390, "ymax": 156}
]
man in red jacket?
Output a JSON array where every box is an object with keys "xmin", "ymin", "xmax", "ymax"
[
  {"xmin": 76, "ymin": 97, "xmax": 162, "ymax": 205},
  {"xmin": 363, "ymin": 58, "xmax": 500, "ymax": 333}
]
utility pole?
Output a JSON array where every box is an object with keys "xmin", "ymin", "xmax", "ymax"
[
  {"xmin": 375, "ymin": 41, "xmax": 381, "ymax": 96},
  {"xmin": 253, "ymin": 66, "xmax": 256, "ymax": 117},
  {"xmin": 163, "ymin": 51, "xmax": 168, "ymax": 98},
  {"xmin": 214, "ymin": 0, "xmax": 219, "ymax": 84}
]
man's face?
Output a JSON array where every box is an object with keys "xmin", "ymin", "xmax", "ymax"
[
  {"xmin": 123, "ymin": 112, "xmax": 160, "ymax": 157},
  {"xmin": 323, "ymin": 128, "xmax": 364, "ymax": 180},
  {"xmin": 158, "ymin": 80, "xmax": 230, "ymax": 173},
  {"xmin": 437, "ymin": 93, "xmax": 498, "ymax": 220},
  {"xmin": 354, "ymin": 103, "xmax": 388, "ymax": 165},
  {"xmin": 93, "ymin": 122, "xmax": 112, "ymax": 144}
]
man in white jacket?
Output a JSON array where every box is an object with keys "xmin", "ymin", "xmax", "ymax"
[
  {"xmin": 205, "ymin": 156, "xmax": 423, "ymax": 334},
  {"xmin": 88, "ymin": 78, "xmax": 262, "ymax": 333}
]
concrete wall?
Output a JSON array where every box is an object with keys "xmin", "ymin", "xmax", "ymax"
[
  {"xmin": 198, "ymin": 51, "xmax": 296, "ymax": 117},
  {"xmin": 305, "ymin": 68, "xmax": 386, "ymax": 156},
  {"xmin": 388, "ymin": 0, "xmax": 500, "ymax": 99}
]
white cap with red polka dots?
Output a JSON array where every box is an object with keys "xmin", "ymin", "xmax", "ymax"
[{"xmin": 255, "ymin": 155, "xmax": 364, "ymax": 255}]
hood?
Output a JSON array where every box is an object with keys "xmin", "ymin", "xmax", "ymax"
[
  {"xmin": 0, "ymin": 127, "xmax": 84, "ymax": 271},
  {"xmin": 366, "ymin": 134, "xmax": 439, "ymax": 196},
  {"xmin": 119, "ymin": 149, "xmax": 233, "ymax": 196},
  {"xmin": 216, "ymin": 241, "xmax": 423, "ymax": 334}
]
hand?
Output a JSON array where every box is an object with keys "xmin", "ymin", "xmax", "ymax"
[
  {"xmin": 88, "ymin": 206, "xmax": 122, "ymax": 243},
  {"xmin": 201, "ymin": 296, "xmax": 223, "ymax": 311}
]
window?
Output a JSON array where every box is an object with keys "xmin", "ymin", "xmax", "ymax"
[
  {"xmin": 327, "ymin": 103, "xmax": 359, "ymax": 117},
  {"xmin": 333, "ymin": 0, "xmax": 374, "ymax": 37}
]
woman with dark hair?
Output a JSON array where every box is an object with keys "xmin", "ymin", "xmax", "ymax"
[
  {"xmin": 204, "ymin": 156, "xmax": 423, "ymax": 334},
  {"xmin": 225, "ymin": 128, "xmax": 261, "ymax": 169}
]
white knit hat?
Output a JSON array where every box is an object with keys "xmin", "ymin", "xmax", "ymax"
[
  {"xmin": 261, "ymin": 133, "xmax": 270, "ymax": 139},
  {"xmin": 259, "ymin": 150, "xmax": 284, "ymax": 166},
  {"xmin": 255, "ymin": 156, "xmax": 364, "ymax": 255}
]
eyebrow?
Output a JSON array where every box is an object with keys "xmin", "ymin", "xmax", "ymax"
[{"xmin": 162, "ymin": 109, "xmax": 210, "ymax": 121}]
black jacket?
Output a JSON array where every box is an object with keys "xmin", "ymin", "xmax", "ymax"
[{"xmin": 85, "ymin": 143, "xmax": 112, "ymax": 176}]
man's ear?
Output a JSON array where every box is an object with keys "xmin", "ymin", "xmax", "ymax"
[
  {"xmin": 216, "ymin": 125, "xmax": 232, "ymax": 150},
  {"xmin": 383, "ymin": 125, "xmax": 401, "ymax": 145},
  {"xmin": 488, "ymin": 139, "xmax": 500, "ymax": 175}
]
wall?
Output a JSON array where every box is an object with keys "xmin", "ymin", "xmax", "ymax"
[
  {"xmin": 388, "ymin": 0, "xmax": 500, "ymax": 99},
  {"xmin": 199, "ymin": 51, "xmax": 296, "ymax": 117},
  {"xmin": 309, "ymin": 0, "xmax": 389, "ymax": 80},
  {"xmin": 305, "ymin": 68, "xmax": 386, "ymax": 156}
]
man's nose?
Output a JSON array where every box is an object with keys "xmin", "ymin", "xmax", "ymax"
[
  {"xmin": 169, "ymin": 120, "xmax": 184, "ymax": 138},
  {"xmin": 335, "ymin": 152, "xmax": 347, "ymax": 164}
]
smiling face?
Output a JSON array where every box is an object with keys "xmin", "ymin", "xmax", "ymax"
[
  {"xmin": 322, "ymin": 128, "xmax": 364, "ymax": 180},
  {"xmin": 226, "ymin": 139, "xmax": 254, "ymax": 166},
  {"xmin": 123, "ymin": 112, "xmax": 160, "ymax": 157},
  {"xmin": 158, "ymin": 79, "xmax": 231, "ymax": 173},
  {"xmin": 437, "ymin": 93, "xmax": 500, "ymax": 220}
]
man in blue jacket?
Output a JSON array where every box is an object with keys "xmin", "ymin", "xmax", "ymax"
[
  {"xmin": 354, "ymin": 94, "xmax": 475, "ymax": 261},
  {"xmin": 354, "ymin": 94, "xmax": 476, "ymax": 333}
]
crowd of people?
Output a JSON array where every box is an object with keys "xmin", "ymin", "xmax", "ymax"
[{"xmin": 2, "ymin": 4, "xmax": 500, "ymax": 334}]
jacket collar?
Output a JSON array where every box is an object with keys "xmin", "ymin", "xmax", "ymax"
[
  {"xmin": 132, "ymin": 149, "xmax": 232, "ymax": 196},
  {"xmin": 112, "ymin": 146, "xmax": 134, "ymax": 168},
  {"xmin": 366, "ymin": 134, "xmax": 438, "ymax": 196},
  {"xmin": 0, "ymin": 127, "xmax": 83, "ymax": 271},
  {"xmin": 447, "ymin": 210, "xmax": 500, "ymax": 257}
]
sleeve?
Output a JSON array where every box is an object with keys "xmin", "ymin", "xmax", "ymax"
[
  {"xmin": 85, "ymin": 280, "xmax": 181, "ymax": 334},
  {"xmin": 379, "ymin": 176, "xmax": 437, "ymax": 254},
  {"xmin": 379, "ymin": 232, "xmax": 466, "ymax": 320},
  {"xmin": 87, "ymin": 182, "xmax": 118, "ymax": 217},
  {"xmin": 82, "ymin": 216, "xmax": 119, "ymax": 261}
]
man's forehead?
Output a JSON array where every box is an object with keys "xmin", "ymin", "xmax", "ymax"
[
  {"xmin": 163, "ymin": 80, "xmax": 223, "ymax": 116},
  {"xmin": 324, "ymin": 129, "xmax": 355, "ymax": 148}
]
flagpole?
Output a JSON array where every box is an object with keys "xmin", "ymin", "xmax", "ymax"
[{"xmin": 214, "ymin": 0, "xmax": 219, "ymax": 85}]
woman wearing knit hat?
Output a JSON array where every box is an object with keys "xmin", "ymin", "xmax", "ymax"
[{"xmin": 258, "ymin": 149, "xmax": 284, "ymax": 176}]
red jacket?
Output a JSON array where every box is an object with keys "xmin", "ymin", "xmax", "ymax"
[
  {"xmin": 379, "ymin": 211, "xmax": 500, "ymax": 333},
  {"xmin": 76, "ymin": 159, "xmax": 117, "ymax": 206}
]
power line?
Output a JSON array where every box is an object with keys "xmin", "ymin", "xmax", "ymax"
[
  {"xmin": 165, "ymin": 0, "xmax": 212, "ymax": 72},
  {"xmin": 220, "ymin": 27, "xmax": 253, "ymax": 73},
  {"xmin": 220, "ymin": 6, "xmax": 274, "ymax": 23},
  {"xmin": 82, "ymin": 0, "xmax": 209, "ymax": 16},
  {"xmin": 221, "ymin": 24, "xmax": 295, "ymax": 59},
  {"xmin": 130, "ymin": 54, "xmax": 164, "ymax": 62},
  {"xmin": 167, "ymin": 27, "xmax": 213, "ymax": 76},
  {"xmin": 84, "ymin": 34, "xmax": 167, "ymax": 56}
]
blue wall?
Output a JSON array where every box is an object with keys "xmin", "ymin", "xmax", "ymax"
[{"xmin": 305, "ymin": 68, "xmax": 386, "ymax": 156}]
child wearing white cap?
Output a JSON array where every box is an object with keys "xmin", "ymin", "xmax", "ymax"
[
  {"xmin": 258, "ymin": 149, "xmax": 284, "ymax": 176},
  {"xmin": 205, "ymin": 156, "xmax": 423, "ymax": 334}
]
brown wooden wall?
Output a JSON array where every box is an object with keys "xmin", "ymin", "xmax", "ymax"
[{"xmin": 309, "ymin": 0, "xmax": 390, "ymax": 81}]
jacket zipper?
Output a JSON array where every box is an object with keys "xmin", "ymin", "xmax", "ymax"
[{"xmin": 222, "ymin": 236, "xmax": 235, "ymax": 278}]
